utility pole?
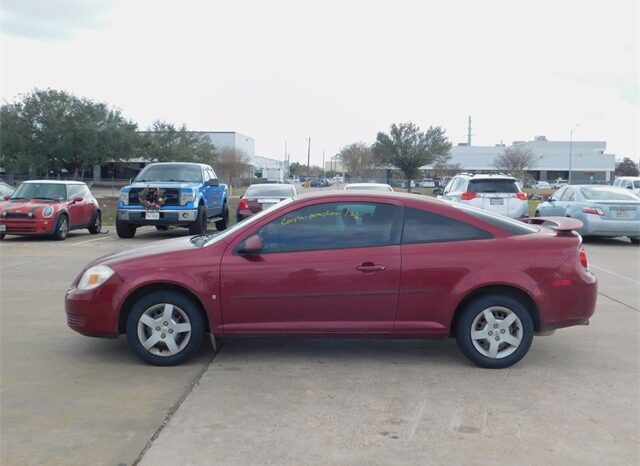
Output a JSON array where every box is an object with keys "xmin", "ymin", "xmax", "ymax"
[
  {"xmin": 306, "ymin": 137, "xmax": 311, "ymax": 178},
  {"xmin": 467, "ymin": 116, "xmax": 472, "ymax": 146},
  {"xmin": 569, "ymin": 124, "xmax": 579, "ymax": 185},
  {"xmin": 322, "ymin": 149, "xmax": 325, "ymax": 178}
]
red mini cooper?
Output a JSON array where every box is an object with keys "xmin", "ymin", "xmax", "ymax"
[
  {"xmin": 66, "ymin": 191, "xmax": 597, "ymax": 368},
  {"xmin": 0, "ymin": 180, "xmax": 101, "ymax": 240}
]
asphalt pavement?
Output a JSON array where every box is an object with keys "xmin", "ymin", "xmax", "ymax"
[{"xmin": 0, "ymin": 226, "xmax": 638, "ymax": 465}]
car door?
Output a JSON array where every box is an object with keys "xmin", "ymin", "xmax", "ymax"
[
  {"xmin": 540, "ymin": 186, "xmax": 567, "ymax": 216},
  {"xmin": 397, "ymin": 207, "xmax": 494, "ymax": 335},
  {"xmin": 219, "ymin": 200, "xmax": 403, "ymax": 334},
  {"xmin": 66, "ymin": 185, "xmax": 85, "ymax": 227}
]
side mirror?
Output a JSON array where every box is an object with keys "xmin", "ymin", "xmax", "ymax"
[
  {"xmin": 207, "ymin": 178, "xmax": 220, "ymax": 187},
  {"xmin": 549, "ymin": 196, "xmax": 557, "ymax": 202},
  {"xmin": 239, "ymin": 234, "xmax": 263, "ymax": 254},
  {"xmin": 74, "ymin": 196, "xmax": 83, "ymax": 203},
  {"xmin": 3, "ymin": 195, "xmax": 10, "ymax": 201},
  {"xmin": 432, "ymin": 188, "xmax": 443, "ymax": 196}
]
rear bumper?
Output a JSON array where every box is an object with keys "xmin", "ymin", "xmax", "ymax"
[
  {"xmin": 236, "ymin": 209, "xmax": 257, "ymax": 221},
  {"xmin": 579, "ymin": 216, "xmax": 640, "ymax": 237}
]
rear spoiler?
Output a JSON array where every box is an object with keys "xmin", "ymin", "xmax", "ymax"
[{"xmin": 521, "ymin": 216, "xmax": 583, "ymax": 236}]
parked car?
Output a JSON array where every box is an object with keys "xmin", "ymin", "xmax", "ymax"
[
  {"xmin": 66, "ymin": 191, "xmax": 596, "ymax": 368},
  {"xmin": 236, "ymin": 183, "xmax": 296, "ymax": 222},
  {"xmin": 532, "ymin": 181, "xmax": 552, "ymax": 190},
  {"xmin": 535, "ymin": 185, "xmax": 640, "ymax": 244},
  {"xmin": 435, "ymin": 173, "xmax": 529, "ymax": 218},
  {"xmin": 116, "ymin": 162, "xmax": 228, "ymax": 238},
  {"xmin": 418, "ymin": 179, "xmax": 436, "ymax": 188},
  {"xmin": 0, "ymin": 180, "xmax": 101, "ymax": 240},
  {"xmin": 613, "ymin": 176, "xmax": 640, "ymax": 196},
  {"xmin": 308, "ymin": 178, "xmax": 326, "ymax": 187},
  {"xmin": 344, "ymin": 183, "xmax": 393, "ymax": 192},
  {"xmin": 552, "ymin": 179, "xmax": 568, "ymax": 189},
  {"xmin": 0, "ymin": 181, "xmax": 15, "ymax": 198}
]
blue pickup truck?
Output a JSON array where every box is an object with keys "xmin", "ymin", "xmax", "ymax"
[{"xmin": 116, "ymin": 162, "xmax": 229, "ymax": 238}]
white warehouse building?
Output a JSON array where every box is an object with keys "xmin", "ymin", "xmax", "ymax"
[{"xmin": 440, "ymin": 136, "xmax": 615, "ymax": 184}]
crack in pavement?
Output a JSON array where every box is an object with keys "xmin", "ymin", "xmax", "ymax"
[{"xmin": 598, "ymin": 292, "xmax": 639, "ymax": 312}]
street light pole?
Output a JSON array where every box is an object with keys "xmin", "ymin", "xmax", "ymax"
[
  {"xmin": 306, "ymin": 137, "xmax": 311, "ymax": 178},
  {"xmin": 569, "ymin": 124, "xmax": 579, "ymax": 185}
]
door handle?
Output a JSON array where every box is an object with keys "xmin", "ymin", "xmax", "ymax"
[{"xmin": 356, "ymin": 262, "xmax": 386, "ymax": 272}]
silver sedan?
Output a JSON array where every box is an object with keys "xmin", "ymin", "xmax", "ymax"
[{"xmin": 535, "ymin": 185, "xmax": 640, "ymax": 244}]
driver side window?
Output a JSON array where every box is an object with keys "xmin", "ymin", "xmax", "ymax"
[{"xmin": 67, "ymin": 185, "xmax": 81, "ymax": 200}]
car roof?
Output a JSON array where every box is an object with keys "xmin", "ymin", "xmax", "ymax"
[
  {"xmin": 345, "ymin": 183, "xmax": 391, "ymax": 188},
  {"xmin": 247, "ymin": 183, "xmax": 292, "ymax": 188},
  {"xmin": 456, "ymin": 173, "xmax": 516, "ymax": 180},
  {"xmin": 294, "ymin": 190, "xmax": 441, "ymax": 205},
  {"xmin": 22, "ymin": 180, "xmax": 85, "ymax": 185},
  {"xmin": 144, "ymin": 162, "xmax": 210, "ymax": 168}
]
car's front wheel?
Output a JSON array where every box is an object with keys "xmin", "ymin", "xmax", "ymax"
[
  {"xmin": 126, "ymin": 291, "xmax": 205, "ymax": 366},
  {"xmin": 52, "ymin": 214, "xmax": 69, "ymax": 241},
  {"xmin": 88, "ymin": 210, "xmax": 101, "ymax": 234},
  {"xmin": 455, "ymin": 294, "xmax": 534, "ymax": 368},
  {"xmin": 630, "ymin": 236, "xmax": 639, "ymax": 245}
]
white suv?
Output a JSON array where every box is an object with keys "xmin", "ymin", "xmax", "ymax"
[
  {"xmin": 438, "ymin": 173, "xmax": 529, "ymax": 218},
  {"xmin": 613, "ymin": 176, "xmax": 640, "ymax": 196}
]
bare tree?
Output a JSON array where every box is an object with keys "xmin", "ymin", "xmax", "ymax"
[
  {"xmin": 493, "ymin": 146, "xmax": 537, "ymax": 181},
  {"xmin": 337, "ymin": 143, "xmax": 376, "ymax": 181},
  {"xmin": 432, "ymin": 153, "xmax": 461, "ymax": 179},
  {"xmin": 214, "ymin": 148, "xmax": 251, "ymax": 188}
]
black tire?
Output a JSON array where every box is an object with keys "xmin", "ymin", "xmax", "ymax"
[
  {"xmin": 630, "ymin": 237, "xmax": 640, "ymax": 245},
  {"xmin": 0, "ymin": 234, "xmax": 5, "ymax": 240},
  {"xmin": 534, "ymin": 211, "xmax": 540, "ymax": 217},
  {"xmin": 215, "ymin": 203, "xmax": 229, "ymax": 231},
  {"xmin": 455, "ymin": 294, "xmax": 534, "ymax": 369},
  {"xmin": 116, "ymin": 218, "xmax": 136, "ymax": 238},
  {"xmin": 126, "ymin": 290, "xmax": 205, "ymax": 366},
  {"xmin": 88, "ymin": 210, "xmax": 102, "ymax": 234},
  {"xmin": 155, "ymin": 225, "xmax": 169, "ymax": 231},
  {"xmin": 52, "ymin": 214, "xmax": 69, "ymax": 241},
  {"xmin": 189, "ymin": 204, "xmax": 207, "ymax": 235}
]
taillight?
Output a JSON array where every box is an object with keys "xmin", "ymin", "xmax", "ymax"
[
  {"xmin": 579, "ymin": 248, "xmax": 588, "ymax": 268},
  {"xmin": 238, "ymin": 199, "xmax": 249, "ymax": 210},
  {"xmin": 516, "ymin": 192, "xmax": 528, "ymax": 200},
  {"xmin": 581, "ymin": 207, "xmax": 604, "ymax": 215},
  {"xmin": 461, "ymin": 192, "xmax": 477, "ymax": 200}
]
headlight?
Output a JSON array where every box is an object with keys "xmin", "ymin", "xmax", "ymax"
[
  {"xmin": 120, "ymin": 191, "xmax": 129, "ymax": 206},
  {"xmin": 77, "ymin": 265, "xmax": 115, "ymax": 291},
  {"xmin": 180, "ymin": 190, "xmax": 196, "ymax": 205},
  {"xmin": 42, "ymin": 206, "xmax": 54, "ymax": 218}
]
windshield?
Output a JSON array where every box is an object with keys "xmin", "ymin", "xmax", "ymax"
[
  {"xmin": 245, "ymin": 185, "xmax": 294, "ymax": 198},
  {"xmin": 204, "ymin": 198, "xmax": 295, "ymax": 247},
  {"xmin": 580, "ymin": 187, "xmax": 639, "ymax": 201},
  {"xmin": 11, "ymin": 183, "xmax": 66, "ymax": 201},
  {"xmin": 468, "ymin": 179, "xmax": 518, "ymax": 193},
  {"xmin": 135, "ymin": 164, "xmax": 202, "ymax": 183}
]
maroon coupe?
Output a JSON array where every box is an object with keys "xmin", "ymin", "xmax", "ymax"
[{"xmin": 65, "ymin": 191, "xmax": 597, "ymax": 368}]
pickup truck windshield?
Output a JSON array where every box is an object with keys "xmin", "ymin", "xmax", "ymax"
[{"xmin": 135, "ymin": 164, "xmax": 202, "ymax": 183}]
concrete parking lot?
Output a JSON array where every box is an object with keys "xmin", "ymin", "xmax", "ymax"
[{"xmin": 1, "ymin": 224, "xmax": 638, "ymax": 465}]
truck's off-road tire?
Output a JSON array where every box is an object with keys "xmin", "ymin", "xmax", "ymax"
[
  {"xmin": 215, "ymin": 204, "xmax": 229, "ymax": 231},
  {"xmin": 116, "ymin": 218, "xmax": 136, "ymax": 238},
  {"xmin": 189, "ymin": 205, "xmax": 207, "ymax": 235}
]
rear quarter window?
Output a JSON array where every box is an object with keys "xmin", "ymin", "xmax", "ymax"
[
  {"xmin": 402, "ymin": 208, "xmax": 493, "ymax": 244},
  {"xmin": 452, "ymin": 204, "xmax": 539, "ymax": 235}
]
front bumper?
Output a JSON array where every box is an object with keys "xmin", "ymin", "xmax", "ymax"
[
  {"xmin": 117, "ymin": 208, "xmax": 198, "ymax": 225},
  {"xmin": 65, "ymin": 275, "xmax": 124, "ymax": 337},
  {"xmin": 0, "ymin": 218, "xmax": 56, "ymax": 236}
]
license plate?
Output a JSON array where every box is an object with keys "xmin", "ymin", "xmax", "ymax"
[
  {"xmin": 613, "ymin": 209, "xmax": 631, "ymax": 218},
  {"xmin": 261, "ymin": 202, "xmax": 277, "ymax": 209},
  {"xmin": 489, "ymin": 198, "xmax": 503, "ymax": 205},
  {"xmin": 146, "ymin": 211, "xmax": 160, "ymax": 220},
  {"xmin": 0, "ymin": 224, "xmax": 5, "ymax": 232}
]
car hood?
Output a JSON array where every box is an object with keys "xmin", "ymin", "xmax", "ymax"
[
  {"xmin": 0, "ymin": 199, "xmax": 61, "ymax": 214},
  {"xmin": 126, "ymin": 181, "xmax": 201, "ymax": 190},
  {"xmin": 92, "ymin": 236, "xmax": 203, "ymax": 268}
]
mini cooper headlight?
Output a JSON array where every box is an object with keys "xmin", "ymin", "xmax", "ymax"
[
  {"xmin": 78, "ymin": 265, "xmax": 115, "ymax": 291},
  {"xmin": 42, "ymin": 206, "xmax": 54, "ymax": 218}
]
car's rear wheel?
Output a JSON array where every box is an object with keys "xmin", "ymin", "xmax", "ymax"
[
  {"xmin": 116, "ymin": 218, "xmax": 136, "ymax": 238},
  {"xmin": 534, "ymin": 211, "xmax": 541, "ymax": 217},
  {"xmin": 52, "ymin": 214, "xmax": 69, "ymax": 241},
  {"xmin": 88, "ymin": 210, "xmax": 101, "ymax": 234},
  {"xmin": 215, "ymin": 203, "xmax": 229, "ymax": 231},
  {"xmin": 455, "ymin": 294, "xmax": 534, "ymax": 368},
  {"xmin": 189, "ymin": 204, "xmax": 207, "ymax": 235},
  {"xmin": 630, "ymin": 236, "xmax": 639, "ymax": 245},
  {"xmin": 126, "ymin": 291, "xmax": 205, "ymax": 366},
  {"xmin": 0, "ymin": 234, "xmax": 5, "ymax": 240}
]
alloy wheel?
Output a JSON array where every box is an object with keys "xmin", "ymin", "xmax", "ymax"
[
  {"xmin": 136, "ymin": 303, "xmax": 192, "ymax": 356},
  {"xmin": 470, "ymin": 306, "xmax": 523, "ymax": 359}
]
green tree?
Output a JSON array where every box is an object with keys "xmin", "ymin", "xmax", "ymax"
[
  {"xmin": 615, "ymin": 157, "xmax": 639, "ymax": 176},
  {"xmin": 372, "ymin": 122, "xmax": 451, "ymax": 192},
  {"xmin": 143, "ymin": 121, "xmax": 216, "ymax": 163}
]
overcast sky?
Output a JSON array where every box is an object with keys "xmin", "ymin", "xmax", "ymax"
[{"xmin": 1, "ymin": 0, "xmax": 638, "ymax": 165}]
